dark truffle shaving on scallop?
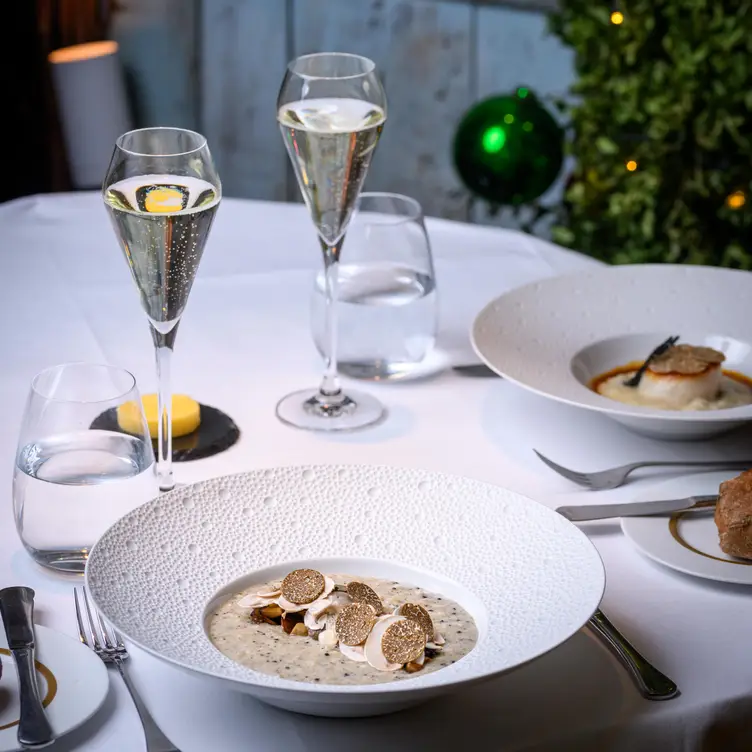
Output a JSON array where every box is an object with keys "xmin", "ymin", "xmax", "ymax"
[{"xmin": 623, "ymin": 335, "xmax": 680, "ymax": 387}]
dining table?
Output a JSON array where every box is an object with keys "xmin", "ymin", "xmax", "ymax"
[{"xmin": 1, "ymin": 191, "xmax": 751, "ymax": 752}]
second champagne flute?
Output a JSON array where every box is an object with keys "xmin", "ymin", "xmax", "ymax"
[
  {"xmin": 277, "ymin": 52, "xmax": 387, "ymax": 431},
  {"xmin": 103, "ymin": 127, "xmax": 221, "ymax": 490}
]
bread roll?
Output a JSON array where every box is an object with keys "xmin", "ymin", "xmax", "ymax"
[{"xmin": 715, "ymin": 470, "xmax": 752, "ymax": 560}]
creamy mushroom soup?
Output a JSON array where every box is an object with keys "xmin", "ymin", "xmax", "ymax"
[{"xmin": 207, "ymin": 573, "xmax": 478, "ymax": 685}]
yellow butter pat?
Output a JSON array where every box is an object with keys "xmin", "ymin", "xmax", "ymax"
[{"xmin": 117, "ymin": 394, "xmax": 201, "ymax": 439}]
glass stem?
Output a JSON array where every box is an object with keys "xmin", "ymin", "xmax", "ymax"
[
  {"xmin": 154, "ymin": 341, "xmax": 174, "ymax": 492},
  {"xmin": 319, "ymin": 241, "xmax": 342, "ymax": 399}
]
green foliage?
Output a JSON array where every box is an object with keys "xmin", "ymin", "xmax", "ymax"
[{"xmin": 548, "ymin": 0, "xmax": 752, "ymax": 267}]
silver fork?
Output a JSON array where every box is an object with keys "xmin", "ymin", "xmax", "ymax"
[
  {"xmin": 74, "ymin": 588, "xmax": 180, "ymax": 752},
  {"xmin": 534, "ymin": 449, "xmax": 752, "ymax": 490}
]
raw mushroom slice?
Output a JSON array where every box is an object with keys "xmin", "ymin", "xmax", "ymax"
[
  {"xmin": 304, "ymin": 608, "xmax": 329, "ymax": 631},
  {"xmin": 339, "ymin": 643, "xmax": 368, "ymax": 662},
  {"xmin": 329, "ymin": 591, "xmax": 353, "ymax": 610},
  {"xmin": 256, "ymin": 587, "xmax": 281, "ymax": 598},
  {"xmin": 303, "ymin": 597, "xmax": 332, "ymax": 631},
  {"xmin": 308, "ymin": 597, "xmax": 333, "ymax": 617},
  {"xmin": 364, "ymin": 615, "xmax": 404, "ymax": 672},
  {"xmin": 237, "ymin": 594, "xmax": 278, "ymax": 610},
  {"xmin": 277, "ymin": 597, "xmax": 310, "ymax": 613}
]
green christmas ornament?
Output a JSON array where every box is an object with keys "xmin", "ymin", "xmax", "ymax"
[{"xmin": 453, "ymin": 88, "xmax": 564, "ymax": 206}]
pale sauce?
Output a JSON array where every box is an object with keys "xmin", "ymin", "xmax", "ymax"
[
  {"xmin": 207, "ymin": 574, "xmax": 478, "ymax": 685},
  {"xmin": 594, "ymin": 367, "xmax": 752, "ymax": 411}
]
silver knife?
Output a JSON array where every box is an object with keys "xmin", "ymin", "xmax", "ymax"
[
  {"xmin": 0, "ymin": 587, "xmax": 54, "ymax": 749},
  {"xmin": 557, "ymin": 494, "xmax": 718, "ymax": 522}
]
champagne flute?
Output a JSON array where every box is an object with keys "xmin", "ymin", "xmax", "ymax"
[
  {"xmin": 103, "ymin": 127, "xmax": 221, "ymax": 490},
  {"xmin": 277, "ymin": 52, "xmax": 387, "ymax": 431}
]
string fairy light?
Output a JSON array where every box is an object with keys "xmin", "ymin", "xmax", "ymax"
[{"xmin": 726, "ymin": 190, "xmax": 746, "ymax": 210}]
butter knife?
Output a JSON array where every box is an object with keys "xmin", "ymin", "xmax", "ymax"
[
  {"xmin": 0, "ymin": 587, "xmax": 54, "ymax": 749},
  {"xmin": 557, "ymin": 494, "xmax": 718, "ymax": 522}
]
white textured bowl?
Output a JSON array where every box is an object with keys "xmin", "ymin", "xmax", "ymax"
[
  {"xmin": 472, "ymin": 264, "xmax": 752, "ymax": 440},
  {"xmin": 86, "ymin": 465, "xmax": 604, "ymax": 717}
]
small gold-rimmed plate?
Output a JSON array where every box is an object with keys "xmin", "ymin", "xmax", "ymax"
[
  {"xmin": 0, "ymin": 624, "xmax": 108, "ymax": 751},
  {"xmin": 621, "ymin": 471, "xmax": 752, "ymax": 585}
]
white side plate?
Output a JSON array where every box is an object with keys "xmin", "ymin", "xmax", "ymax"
[
  {"xmin": 621, "ymin": 471, "xmax": 752, "ymax": 585},
  {"xmin": 0, "ymin": 624, "xmax": 109, "ymax": 752}
]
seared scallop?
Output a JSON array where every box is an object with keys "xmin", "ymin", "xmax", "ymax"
[{"xmin": 638, "ymin": 344, "xmax": 725, "ymax": 408}]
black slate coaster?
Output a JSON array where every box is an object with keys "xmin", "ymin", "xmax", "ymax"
[{"xmin": 90, "ymin": 403, "xmax": 240, "ymax": 462}]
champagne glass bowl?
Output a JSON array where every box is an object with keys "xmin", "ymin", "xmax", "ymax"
[
  {"xmin": 103, "ymin": 127, "xmax": 221, "ymax": 489},
  {"xmin": 276, "ymin": 53, "xmax": 388, "ymax": 431}
]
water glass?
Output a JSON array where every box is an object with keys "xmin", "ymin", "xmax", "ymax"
[
  {"xmin": 13, "ymin": 363, "xmax": 157, "ymax": 573},
  {"xmin": 311, "ymin": 192, "xmax": 438, "ymax": 380}
]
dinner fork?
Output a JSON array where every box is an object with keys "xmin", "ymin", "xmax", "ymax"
[
  {"xmin": 74, "ymin": 588, "xmax": 180, "ymax": 752},
  {"xmin": 534, "ymin": 449, "xmax": 752, "ymax": 490}
]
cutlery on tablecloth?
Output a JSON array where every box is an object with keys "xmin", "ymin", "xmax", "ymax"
[
  {"xmin": 452, "ymin": 363, "xmax": 500, "ymax": 378},
  {"xmin": 74, "ymin": 588, "xmax": 181, "ymax": 752},
  {"xmin": 534, "ymin": 449, "xmax": 751, "ymax": 490},
  {"xmin": 586, "ymin": 609, "xmax": 679, "ymax": 701},
  {"xmin": 0, "ymin": 586, "xmax": 55, "ymax": 749},
  {"xmin": 550, "ymin": 507, "xmax": 679, "ymax": 700},
  {"xmin": 557, "ymin": 494, "xmax": 718, "ymax": 522}
]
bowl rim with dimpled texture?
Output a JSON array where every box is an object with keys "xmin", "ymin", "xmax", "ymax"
[
  {"xmin": 472, "ymin": 264, "xmax": 752, "ymax": 423},
  {"xmin": 85, "ymin": 464, "xmax": 605, "ymax": 696}
]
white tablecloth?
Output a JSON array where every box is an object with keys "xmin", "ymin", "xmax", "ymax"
[{"xmin": 1, "ymin": 193, "xmax": 751, "ymax": 751}]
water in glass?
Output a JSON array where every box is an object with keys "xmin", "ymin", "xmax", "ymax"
[
  {"xmin": 14, "ymin": 432, "xmax": 154, "ymax": 571},
  {"xmin": 312, "ymin": 262, "xmax": 437, "ymax": 379},
  {"xmin": 311, "ymin": 192, "xmax": 437, "ymax": 380},
  {"xmin": 13, "ymin": 363, "xmax": 157, "ymax": 573}
]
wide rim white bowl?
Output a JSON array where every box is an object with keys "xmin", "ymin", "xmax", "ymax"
[
  {"xmin": 471, "ymin": 264, "xmax": 752, "ymax": 439},
  {"xmin": 86, "ymin": 464, "xmax": 605, "ymax": 716}
]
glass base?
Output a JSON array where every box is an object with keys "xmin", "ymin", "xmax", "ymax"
[
  {"xmin": 336, "ymin": 349, "xmax": 449, "ymax": 382},
  {"xmin": 159, "ymin": 482, "xmax": 186, "ymax": 493},
  {"xmin": 25, "ymin": 545, "xmax": 88, "ymax": 574},
  {"xmin": 275, "ymin": 387, "xmax": 385, "ymax": 431}
]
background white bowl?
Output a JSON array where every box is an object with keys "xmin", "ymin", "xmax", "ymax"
[
  {"xmin": 86, "ymin": 465, "xmax": 604, "ymax": 717},
  {"xmin": 472, "ymin": 264, "xmax": 752, "ymax": 440}
]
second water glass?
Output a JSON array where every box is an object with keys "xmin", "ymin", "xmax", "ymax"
[
  {"xmin": 13, "ymin": 363, "xmax": 157, "ymax": 573},
  {"xmin": 311, "ymin": 192, "xmax": 438, "ymax": 380}
]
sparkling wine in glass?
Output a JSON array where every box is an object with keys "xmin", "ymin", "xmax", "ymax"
[
  {"xmin": 277, "ymin": 52, "xmax": 387, "ymax": 431},
  {"xmin": 103, "ymin": 127, "xmax": 221, "ymax": 490}
]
